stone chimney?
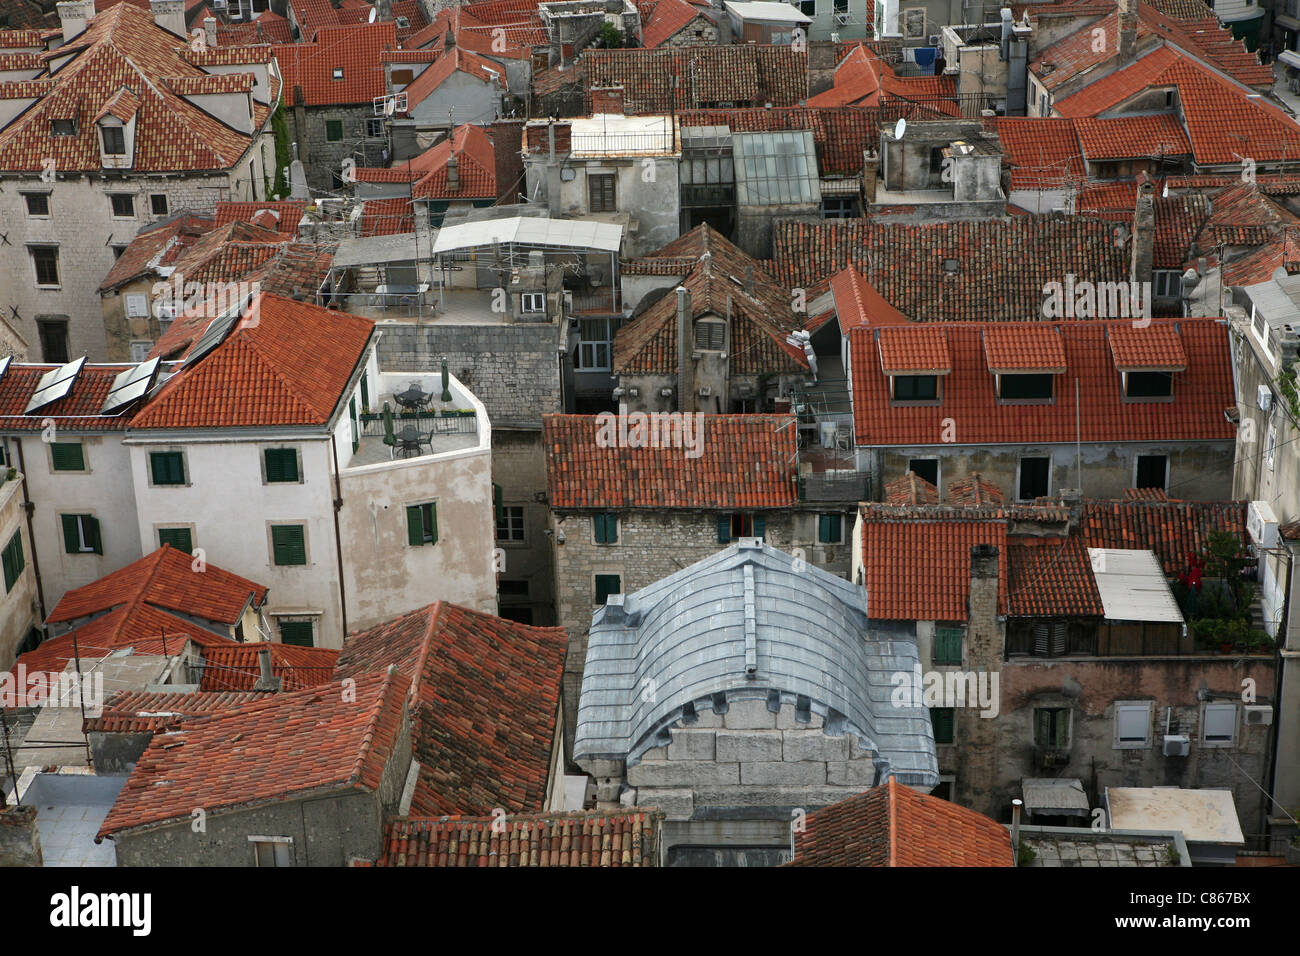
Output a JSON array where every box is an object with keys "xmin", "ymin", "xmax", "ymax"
[
  {"xmin": 56, "ymin": 0, "xmax": 94, "ymax": 43},
  {"xmin": 1117, "ymin": 9, "xmax": 1138, "ymax": 66},
  {"xmin": 862, "ymin": 148, "xmax": 878, "ymax": 204},
  {"xmin": 591, "ymin": 85, "xmax": 625, "ymax": 115},
  {"xmin": 446, "ymin": 151, "xmax": 460, "ymax": 192},
  {"xmin": 967, "ymin": 543, "xmax": 1001, "ymax": 664},
  {"xmin": 150, "ymin": 0, "xmax": 187, "ymax": 38},
  {"xmin": 1058, "ymin": 487, "xmax": 1083, "ymax": 530},
  {"xmin": 676, "ymin": 286, "xmax": 694, "ymax": 413},
  {"xmin": 253, "ymin": 644, "xmax": 282, "ymax": 692},
  {"xmin": 1131, "ymin": 171, "xmax": 1155, "ymax": 288},
  {"xmin": 203, "ymin": 15, "xmax": 217, "ymax": 48},
  {"xmin": 374, "ymin": 0, "xmax": 393, "ymax": 19},
  {"xmin": 954, "ymin": 542, "xmax": 1003, "ymax": 817}
]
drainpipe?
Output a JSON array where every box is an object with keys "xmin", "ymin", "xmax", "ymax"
[
  {"xmin": 329, "ymin": 434, "xmax": 348, "ymax": 639},
  {"xmin": 1011, "ymin": 798, "xmax": 1023, "ymax": 862},
  {"xmin": 13, "ymin": 440, "xmax": 47, "ymax": 626}
]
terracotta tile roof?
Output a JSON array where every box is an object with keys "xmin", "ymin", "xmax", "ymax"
[
  {"xmin": 0, "ymin": 362, "xmax": 138, "ymax": 432},
  {"xmin": 198, "ymin": 643, "xmax": 340, "ymax": 691},
  {"xmin": 1167, "ymin": 175, "xmax": 1300, "ymax": 195},
  {"xmin": 885, "ymin": 471, "xmax": 939, "ymax": 506},
  {"xmin": 948, "ymin": 473, "xmax": 1004, "ymax": 508},
  {"xmin": 334, "ymin": 602, "xmax": 567, "ymax": 816},
  {"xmin": 787, "ymin": 777, "xmax": 1015, "ymax": 866},
  {"xmin": 288, "ymin": 0, "xmax": 375, "ymax": 41},
  {"xmin": 1108, "ymin": 323, "xmax": 1188, "ymax": 370},
  {"xmin": 982, "ymin": 324, "xmax": 1067, "ymax": 372},
  {"xmin": 1074, "ymin": 191, "xmax": 1209, "ymax": 270},
  {"xmin": 400, "ymin": 46, "xmax": 502, "ymax": 108},
  {"xmin": 0, "ymin": 4, "xmax": 269, "ymax": 173},
  {"xmin": 772, "ymin": 217, "xmax": 1128, "ymax": 319},
  {"xmin": 1079, "ymin": 498, "xmax": 1247, "ymax": 574},
  {"xmin": 860, "ymin": 510, "xmax": 1008, "ymax": 620},
  {"xmin": 808, "ymin": 44, "xmax": 958, "ymax": 114},
  {"xmin": 1223, "ymin": 230, "xmax": 1300, "ymax": 286},
  {"xmin": 581, "ymin": 45, "xmax": 807, "ymax": 114},
  {"xmin": 0, "ymin": 30, "xmax": 46, "ymax": 48},
  {"xmin": 639, "ymin": 0, "xmax": 707, "ymax": 48},
  {"xmin": 274, "ymin": 22, "xmax": 397, "ymax": 106},
  {"xmin": 99, "ymin": 669, "xmax": 410, "ymax": 838},
  {"xmin": 1200, "ymin": 182, "xmax": 1300, "ymax": 247},
  {"xmin": 131, "ymin": 293, "xmax": 374, "ymax": 429},
  {"xmin": 830, "ymin": 266, "xmax": 909, "ymax": 330},
  {"xmin": 850, "ymin": 319, "xmax": 1235, "ymax": 446},
  {"xmin": 213, "ymin": 200, "xmax": 308, "ymax": 238},
  {"xmin": 182, "ymin": 44, "xmax": 273, "ymax": 67},
  {"xmin": 216, "ymin": 11, "xmax": 294, "ymax": 46},
  {"xmin": 877, "ymin": 326, "xmax": 950, "ymax": 374},
  {"xmin": 372, "ymin": 810, "xmax": 663, "ymax": 866},
  {"xmin": 544, "ymin": 413, "xmax": 798, "ymax": 510},
  {"xmin": 614, "ymin": 225, "xmax": 806, "ymax": 376},
  {"xmin": 677, "ymin": 106, "xmax": 879, "ymax": 177},
  {"xmin": 354, "ymin": 123, "xmax": 496, "ymax": 199},
  {"xmin": 84, "ymin": 689, "xmax": 267, "ymax": 734},
  {"xmin": 996, "ymin": 117, "xmax": 1085, "ymax": 191},
  {"xmin": 98, "ymin": 212, "xmax": 215, "ymax": 292},
  {"xmin": 164, "ymin": 72, "xmax": 254, "ymax": 95},
  {"xmin": 1006, "ymin": 536, "xmax": 1105, "ymax": 617},
  {"xmin": 1074, "ymin": 113, "xmax": 1191, "ymax": 161},
  {"xmin": 360, "ymin": 196, "xmax": 415, "ymax": 236}
]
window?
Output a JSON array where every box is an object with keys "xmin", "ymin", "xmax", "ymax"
[
  {"xmin": 406, "ymin": 502, "xmax": 438, "ymax": 546},
  {"xmin": 114, "ymin": 246, "xmax": 130, "ymax": 261},
  {"xmin": 694, "ymin": 319, "xmax": 725, "ymax": 351},
  {"xmin": 51, "ymin": 118, "xmax": 76, "ymax": 136},
  {"xmin": 61, "ymin": 514, "xmax": 102, "ymax": 555},
  {"xmin": 279, "ymin": 620, "xmax": 315, "ymax": 647},
  {"xmin": 326, "ymin": 119, "xmax": 343, "ymax": 142},
  {"xmin": 520, "ymin": 292, "xmax": 545, "ymax": 313},
  {"xmin": 496, "ymin": 506, "xmax": 525, "ymax": 542},
  {"xmin": 929, "ymin": 146, "xmax": 945, "ymax": 173},
  {"xmin": 576, "ymin": 318, "xmax": 617, "ymax": 370},
  {"xmin": 594, "ymin": 573, "xmax": 621, "ymax": 605},
  {"xmin": 498, "ymin": 579, "xmax": 530, "ymax": 597},
  {"xmin": 2, "ymin": 530, "xmax": 24, "ymax": 593},
  {"xmin": 999, "ymin": 374, "xmax": 1053, "ymax": 401},
  {"xmin": 391, "ymin": 68, "xmax": 414, "ymax": 86},
  {"xmin": 1034, "ymin": 707, "xmax": 1070, "ymax": 749},
  {"xmin": 264, "ymin": 448, "xmax": 300, "ymax": 483},
  {"xmin": 930, "ymin": 707, "xmax": 955, "ymax": 744},
  {"xmin": 821, "ymin": 196, "xmax": 857, "ymax": 219},
  {"xmin": 109, "ymin": 193, "xmax": 134, "ymax": 217},
  {"xmin": 23, "ymin": 193, "xmax": 49, "ymax": 217},
  {"xmin": 157, "ymin": 527, "xmax": 193, "ymax": 554},
  {"xmin": 908, "ymin": 458, "xmax": 939, "ymax": 486},
  {"xmin": 1152, "ymin": 270, "xmax": 1180, "ymax": 298},
  {"xmin": 594, "ymin": 512, "xmax": 618, "ymax": 544},
  {"xmin": 150, "ymin": 194, "xmax": 168, "ymax": 217},
  {"xmin": 1124, "ymin": 371, "xmax": 1173, "ymax": 398},
  {"xmin": 251, "ymin": 837, "xmax": 293, "ymax": 867},
  {"xmin": 1017, "ymin": 456, "xmax": 1050, "ymax": 501},
  {"xmin": 1134, "ymin": 454, "xmax": 1167, "ymax": 490},
  {"xmin": 1202, "ymin": 702, "xmax": 1236, "ymax": 746},
  {"xmin": 892, "ymin": 375, "xmax": 938, "ymax": 401},
  {"xmin": 588, "ymin": 173, "xmax": 616, "ymax": 212},
  {"xmin": 129, "ymin": 340, "xmax": 152, "ymax": 362},
  {"xmin": 271, "ymin": 524, "xmax": 307, "ymax": 565},
  {"xmin": 50, "ymin": 442, "xmax": 85, "ymax": 472},
  {"xmin": 31, "ymin": 246, "xmax": 60, "ymax": 287},
  {"xmin": 799, "ymin": 0, "xmax": 816, "ymax": 13},
  {"xmin": 817, "ymin": 513, "xmax": 842, "ymax": 544},
  {"xmin": 366, "ymin": 118, "xmax": 384, "ymax": 138},
  {"xmin": 1114, "ymin": 700, "xmax": 1152, "ymax": 749},
  {"xmin": 37, "ymin": 318, "xmax": 69, "ymax": 363},
  {"xmin": 101, "ymin": 126, "xmax": 126, "ymax": 156},
  {"xmin": 718, "ymin": 512, "xmax": 765, "ymax": 543},
  {"xmin": 934, "ymin": 625, "xmax": 963, "ymax": 665},
  {"xmin": 149, "ymin": 450, "xmax": 186, "ymax": 485},
  {"xmin": 332, "ymin": 67, "xmax": 344, "ymax": 79}
]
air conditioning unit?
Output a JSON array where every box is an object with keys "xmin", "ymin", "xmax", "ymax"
[
  {"xmin": 1245, "ymin": 704, "xmax": 1274, "ymax": 726},
  {"xmin": 1248, "ymin": 500, "xmax": 1279, "ymax": 549},
  {"xmin": 1162, "ymin": 734, "xmax": 1190, "ymax": 757},
  {"xmin": 1258, "ymin": 384, "xmax": 1273, "ymax": 411}
]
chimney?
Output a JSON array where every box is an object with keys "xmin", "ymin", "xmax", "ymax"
[
  {"xmin": 591, "ymin": 85, "xmax": 625, "ymax": 115},
  {"xmin": 253, "ymin": 644, "xmax": 282, "ymax": 692},
  {"xmin": 203, "ymin": 16, "xmax": 217, "ymax": 48},
  {"xmin": 150, "ymin": 0, "xmax": 187, "ymax": 38},
  {"xmin": 676, "ymin": 286, "xmax": 694, "ymax": 414},
  {"xmin": 1011, "ymin": 799, "xmax": 1023, "ymax": 858},
  {"xmin": 967, "ymin": 543, "xmax": 1000, "ymax": 662},
  {"xmin": 1118, "ymin": 10, "xmax": 1138, "ymax": 66},
  {"xmin": 56, "ymin": 0, "xmax": 93, "ymax": 43},
  {"xmin": 445, "ymin": 29, "xmax": 456, "ymax": 49},
  {"xmin": 1058, "ymin": 487, "xmax": 1082, "ymax": 530},
  {"xmin": 374, "ymin": 0, "xmax": 393, "ymax": 19},
  {"xmin": 446, "ymin": 151, "xmax": 460, "ymax": 192},
  {"xmin": 547, "ymin": 117, "xmax": 555, "ymax": 163},
  {"xmin": 1131, "ymin": 172, "xmax": 1155, "ymax": 288},
  {"xmin": 862, "ymin": 149, "xmax": 879, "ymax": 204}
]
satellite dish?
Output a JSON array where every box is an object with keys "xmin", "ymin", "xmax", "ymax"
[
  {"xmin": 368, "ymin": 7, "xmax": 377, "ymax": 21},
  {"xmin": 894, "ymin": 117, "xmax": 907, "ymax": 140}
]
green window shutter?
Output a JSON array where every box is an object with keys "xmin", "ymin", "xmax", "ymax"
[
  {"xmin": 271, "ymin": 525, "xmax": 306, "ymax": 565},
  {"xmin": 934, "ymin": 626, "xmax": 963, "ymax": 665},
  {"xmin": 50, "ymin": 442, "xmax": 84, "ymax": 471},
  {"xmin": 717, "ymin": 515, "xmax": 731, "ymax": 544},
  {"xmin": 426, "ymin": 502, "xmax": 438, "ymax": 544},
  {"xmin": 360, "ymin": 373, "xmax": 369, "ymax": 409},
  {"xmin": 150, "ymin": 451, "xmax": 184, "ymax": 485},
  {"xmin": 3, "ymin": 531, "xmax": 23, "ymax": 592},
  {"xmin": 594, "ymin": 513, "xmax": 617, "ymax": 544},
  {"xmin": 493, "ymin": 483, "xmax": 503, "ymax": 521},
  {"xmin": 594, "ymin": 574, "xmax": 621, "ymax": 605},
  {"xmin": 86, "ymin": 516, "xmax": 102, "ymax": 555},
  {"xmin": 265, "ymin": 449, "xmax": 298, "ymax": 483},
  {"xmin": 406, "ymin": 505, "xmax": 424, "ymax": 546},
  {"xmin": 61, "ymin": 514, "xmax": 79, "ymax": 553},
  {"xmin": 350, "ymin": 398, "xmax": 359, "ymax": 454},
  {"xmin": 931, "ymin": 707, "xmax": 955, "ymax": 744},
  {"xmin": 753, "ymin": 514, "xmax": 766, "ymax": 540},
  {"xmin": 326, "ymin": 120, "xmax": 343, "ymax": 141},
  {"xmin": 279, "ymin": 621, "xmax": 314, "ymax": 647},
  {"xmin": 158, "ymin": 527, "xmax": 193, "ymax": 554},
  {"xmin": 818, "ymin": 514, "xmax": 831, "ymax": 543}
]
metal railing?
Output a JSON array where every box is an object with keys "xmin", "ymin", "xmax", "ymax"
[
  {"xmin": 359, "ymin": 413, "xmax": 478, "ymax": 439},
  {"xmin": 568, "ymin": 288, "xmax": 622, "ymax": 313}
]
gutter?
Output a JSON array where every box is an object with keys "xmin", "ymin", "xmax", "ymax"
[{"xmin": 330, "ymin": 433, "xmax": 348, "ymax": 639}]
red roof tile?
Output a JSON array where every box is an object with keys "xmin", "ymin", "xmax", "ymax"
[
  {"xmin": 1006, "ymin": 536, "xmax": 1105, "ymax": 617},
  {"xmin": 581, "ymin": 45, "xmax": 807, "ymax": 113},
  {"xmin": 1074, "ymin": 113, "xmax": 1191, "ymax": 161},
  {"xmin": 354, "ymin": 123, "xmax": 496, "ymax": 199},
  {"xmin": 198, "ymin": 643, "xmax": 339, "ymax": 691},
  {"xmin": 99, "ymin": 670, "xmax": 410, "ymax": 837},
  {"xmin": 213, "ymin": 200, "xmax": 308, "ymax": 238},
  {"xmin": 1080, "ymin": 498, "xmax": 1246, "ymax": 574},
  {"xmin": 0, "ymin": 362, "xmax": 137, "ymax": 431},
  {"xmin": 885, "ymin": 471, "xmax": 939, "ymax": 506},
  {"xmin": 360, "ymin": 196, "xmax": 415, "ymax": 236},
  {"xmin": 851, "ymin": 319, "xmax": 1234, "ymax": 446},
  {"xmin": 996, "ymin": 117, "xmax": 1085, "ymax": 190},
  {"xmin": 274, "ymin": 22, "xmax": 397, "ymax": 106},
  {"xmin": 334, "ymin": 602, "xmax": 568, "ymax": 816},
  {"xmin": 947, "ymin": 473, "xmax": 1005, "ymax": 508},
  {"xmin": 84, "ymin": 689, "xmax": 267, "ymax": 734},
  {"xmin": 787, "ymin": 777, "xmax": 1015, "ymax": 866},
  {"xmin": 373, "ymin": 810, "xmax": 663, "ymax": 866},
  {"xmin": 808, "ymin": 44, "xmax": 958, "ymax": 114},
  {"xmin": 878, "ymin": 326, "xmax": 951, "ymax": 374},
  {"xmin": 1108, "ymin": 323, "xmax": 1188, "ymax": 370},
  {"xmin": 98, "ymin": 212, "xmax": 215, "ymax": 292},
  {"xmin": 640, "ymin": 0, "xmax": 709, "ymax": 48},
  {"xmin": 544, "ymin": 413, "xmax": 798, "ymax": 510},
  {"xmin": 830, "ymin": 266, "xmax": 909, "ymax": 330},
  {"xmin": 215, "ymin": 11, "xmax": 294, "ymax": 46},
  {"xmin": 400, "ymin": 46, "xmax": 503, "ymax": 108},
  {"xmin": 982, "ymin": 324, "xmax": 1067, "ymax": 372}
]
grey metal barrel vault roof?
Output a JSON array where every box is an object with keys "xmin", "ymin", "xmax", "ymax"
[{"xmin": 574, "ymin": 539, "xmax": 939, "ymax": 788}]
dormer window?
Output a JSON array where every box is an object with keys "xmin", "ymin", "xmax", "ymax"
[
  {"xmin": 102, "ymin": 126, "xmax": 125, "ymax": 155},
  {"xmin": 51, "ymin": 118, "xmax": 76, "ymax": 136},
  {"xmin": 332, "ymin": 67, "xmax": 344, "ymax": 79},
  {"xmin": 1108, "ymin": 324, "xmax": 1185, "ymax": 402},
  {"xmin": 998, "ymin": 373, "xmax": 1053, "ymax": 401},
  {"xmin": 1123, "ymin": 371, "xmax": 1173, "ymax": 399},
  {"xmin": 892, "ymin": 374, "xmax": 939, "ymax": 401},
  {"xmin": 396, "ymin": 16, "xmax": 410, "ymax": 27},
  {"xmin": 878, "ymin": 327, "xmax": 950, "ymax": 404},
  {"xmin": 694, "ymin": 318, "xmax": 725, "ymax": 351}
]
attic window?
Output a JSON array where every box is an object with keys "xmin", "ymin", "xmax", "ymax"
[
  {"xmin": 332, "ymin": 67, "xmax": 344, "ymax": 79},
  {"xmin": 942, "ymin": 259, "xmax": 960, "ymax": 274},
  {"xmin": 892, "ymin": 374, "xmax": 939, "ymax": 402},
  {"xmin": 51, "ymin": 118, "xmax": 76, "ymax": 136},
  {"xmin": 1124, "ymin": 371, "xmax": 1173, "ymax": 399},
  {"xmin": 396, "ymin": 16, "xmax": 410, "ymax": 27},
  {"xmin": 998, "ymin": 373, "xmax": 1054, "ymax": 401},
  {"xmin": 102, "ymin": 127, "xmax": 126, "ymax": 156},
  {"xmin": 694, "ymin": 318, "xmax": 725, "ymax": 351}
]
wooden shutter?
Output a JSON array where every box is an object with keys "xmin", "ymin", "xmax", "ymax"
[
  {"xmin": 753, "ymin": 514, "xmax": 766, "ymax": 539},
  {"xmin": 2, "ymin": 531, "xmax": 22, "ymax": 592},
  {"xmin": 266, "ymin": 449, "xmax": 298, "ymax": 482},
  {"xmin": 158, "ymin": 527, "xmax": 192, "ymax": 554},
  {"xmin": 50, "ymin": 442, "xmax": 84, "ymax": 470},
  {"xmin": 280, "ymin": 621, "xmax": 314, "ymax": 647},
  {"xmin": 425, "ymin": 502, "xmax": 438, "ymax": 544},
  {"xmin": 61, "ymin": 514, "xmax": 79, "ymax": 553},
  {"xmin": 406, "ymin": 505, "xmax": 424, "ymax": 546},
  {"xmin": 717, "ymin": 515, "xmax": 731, "ymax": 543},
  {"xmin": 85, "ymin": 516, "xmax": 102, "ymax": 555},
  {"xmin": 360, "ymin": 373, "xmax": 369, "ymax": 409},
  {"xmin": 272, "ymin": 525, "xmax": 305, "ymax": 564}
]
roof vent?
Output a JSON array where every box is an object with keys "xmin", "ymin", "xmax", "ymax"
[{"xmin": 942, "ymin": 258, "xmax": 960, "ymax": 274}]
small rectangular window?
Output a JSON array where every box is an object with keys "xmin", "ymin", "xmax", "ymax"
[
  {"xmin": 1125, "ymin": 371, "xmax": 1173, "ymax": 398},
  {"xmin": 150, "ymin": 450, "xmax": 186, "ymax": 485},
  {"xmin": 61, "ymin": 514, "xmax": 102, "ymax": 555},
  {"xmin": 51, "ymin": 118, "xmax": 75, "ymax": 136},
  {"xmin": 251, "ymin": 838, "xmax": 293, "ymax": 866},
  {"xmin": 931, "ymin": 707, "xmax": 955, "ymax": 744},
  {"xmin": 999, "ymin": 374, "xmax": 1054, "ymax": 401},
  {"xmin": 594, "ymin": 512, "xmax": 618, "ymax": 544},
  {"xmin": 694, "ymin": 320, "xmax": 726, "ymax": 351},
  {"xmin": 934, "ymin": 626, "xmax": 963, "ymax": 665},
  {"xmin": 1018, "ymin": 456, "xmax": 1050, "ymax": 501},
  {"xmin": 37, "ymin": 318, "xmax": 69, "ymax": 362},
  {"xmin": 31, "ymin": 246, "xmax": 60, "ymax": 287},
  {"xmin": 1135, "ymin": 454, "xmax": 1167, "ymax": 491},
  {"xmin": 1114, "ymin": 701, "xmax": 1151, "ymax": 748},
  {"xmin": 271, "ymin": 524, "xmax": 307, "ymax": 565},
  {"xmin": 1034, "ymin": 707, "xmax": 1070, "ymax": 748},
  {"xmin": 496, "ymin": 506, "xmax": 525, "ymax": 542},
  {"xmin": 102, "ymin": 127, "xmax": 126, "ymax": 156},
  {"xmin": 264, "ymin": 448, "xmax": 300, "ymax": 483},
  {"xmin": 892, "ymin": 375, "xmax": 938, "ymax": 401},
  {"xmin": 908, "ymin": 458, "xmax": 938, "ymax": 486},
  {"xmin": 279, "ymin": 620, "xmax": 315, "ymax": 647},
  {"xmin": 520, "ymin": 292, "xmax": 545, "ymax": 313},
  {"xmin": 326, "ymin": 119, "xmax": 343, "ymax": 142},
  {"xmin": 23, "ymin": 193, "xmax": 49, "ymax": 217},
  {"xmin": 406, "ymin": 502, "xmax": 438, "ymax": 546},
  {"xmin": 157, "ymin": 527, "xmax": 193, "ymax": 554},
  {"xmin": 366, "ymin": 118, "xmax": 384, "ymax": 138},
  {"xmin": 817, "ymin": 513, "xmax": 842, "ymax": 544},
  {"xmin": 1202, "ymin": 702, "xmax": 1236, "ymax": 745},
  {"xmin": 109, "ymin": 193, "xmax": 134, "ymax": 217},
  {"xmin": 588, "ymin": 173, "xmax": 616, "ymax": 212},
  {"xmin": 50, "ymin": 442, "xmax": 85, "ymax": 472},
  {"xmin": 594, "ymin": 573, "xmax": 621, "ymax": 605},
  {"xmin": 2, "ymin": 530, "xmax": 25, "ymax": 593},
  {"xmin": 150, "ymin": 194, "xmax": 168, "ymax": 216}
]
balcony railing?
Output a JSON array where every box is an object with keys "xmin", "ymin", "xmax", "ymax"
[{"xmin": 568, "ymin": 288, "xmax": 622, "ymax": 314}]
